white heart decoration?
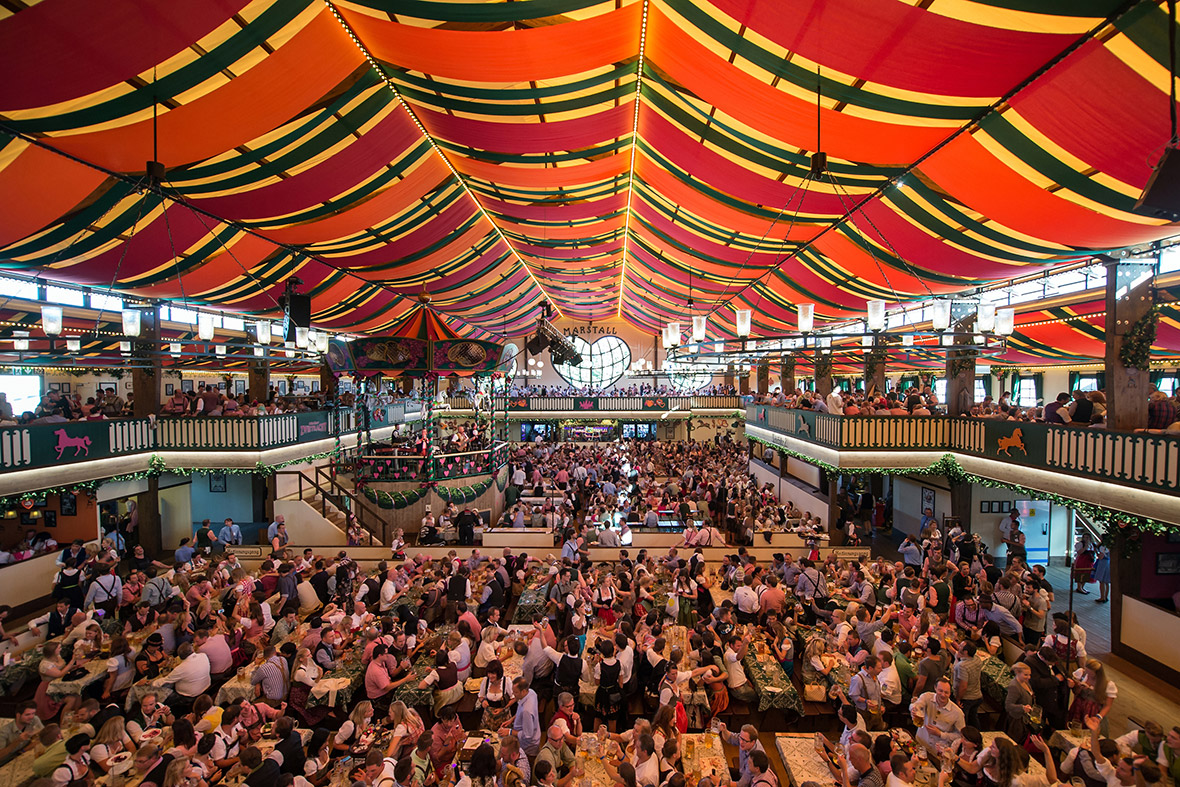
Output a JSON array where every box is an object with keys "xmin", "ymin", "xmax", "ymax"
[
  {"xmin": 665, "ymin": 359, "xmax": 713, "ymax": 393},
  {"xmin": 554, "ymin": 335, "xmax": 631, "ymax": 390}
]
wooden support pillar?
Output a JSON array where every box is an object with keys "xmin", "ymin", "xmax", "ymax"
[
  {"xmin": 724, "ymin": 364, "xmax": 735, "ymax": 391},
  {"xmin": 131, "ymin": 307, "xmax": 161, "ymax": 419},
  {"xmin": 1104, "ymin": 259, "xmax": 1155, "ymax": 431},
  {"xmin": 815, "ymin": 353, "xmax": 833, "ymax": 398},
  {"xmin": 738, "ymin": 367, "xmax": 750, "ymax": 395},
  {"xmin": 780, "ymin": 359, "xmax": 796, "ymax": 395},
  {"xmin": 826, "ymin": 476, "xmax": 842, "ymax": 543},
  {"xmin": 756, "ymin": 361, "xmax": 770, "ymax": 396},
  {"xmin": 1110, "ymin": 527, "xmax": 1140, "ymax": 663},
  {"xmin": 945, "ymin": 336, "xmax": 977, "ymax": 417},
  {"xmin": 864, "ymin": 350, "xmax": 887, "ymax": 399},
  {"xmin": 248, "ymin": 362, "xmax": 269, "ymax": 405},
  {"xmin": 950, "ymin": 478, "xmax": 974, "ymax": 533},
  {"xmin": 319, "ymin": 362, "xmax": 338, "ymax": 401},
  {"xmin": 138, "ymin": 479, "xmax": 162, "ymax": 558}
]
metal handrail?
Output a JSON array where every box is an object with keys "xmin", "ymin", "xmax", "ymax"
[{"xmin": 276, "ymin": 469, "xmax": 385, "ymax": 546}]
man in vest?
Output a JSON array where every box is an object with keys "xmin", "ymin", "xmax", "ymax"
[{"xmin": 446, "ymin": 566, "xmax": 471, "ymax": 624}]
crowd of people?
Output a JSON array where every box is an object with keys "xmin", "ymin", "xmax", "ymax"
[
  {"xmin": 496, "ymin": 384, "xmax": 739, "ymax": 399},
  {"xmin": 0, "ymin": 434, "xmax": 1175, "ymax": 787},
  {"xmin": 752, "ymin": 385, "xmax": 1180, "ymax": 431}
]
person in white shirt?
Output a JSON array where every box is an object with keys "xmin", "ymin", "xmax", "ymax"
[
  {"xmin": 909, "ymin": 678, "xmax": 965, "ymax": 753},
  {"xmin": 379, "ymin": 570, "xmax": 398, "ymax": 613},
  {"xmin": 876, "ymin": 652, "xmax": 904, "ymax": 707},
  {"xmin": 724, "ymin": 637, "xmax": 757, "ymax": 703},
  {"xmin": 157, "ymin": 642, "xmax": 211, "ymax": 703},
  {"xmin": 734, "ymin": 576, "xmax": 760, "ymax": 624}
]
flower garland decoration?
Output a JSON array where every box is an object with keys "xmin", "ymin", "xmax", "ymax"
[
  {"xmin": 745, "ymin": 435, "xmax": 1170, "ymax": 553},
  {"xmin": 1118, "ymin": 304, "xmax": 1159, "ymax": 371}
]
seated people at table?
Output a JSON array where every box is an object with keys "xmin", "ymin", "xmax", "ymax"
[
  {"xmin": 910, "ymin": 678, "xmax": 965, "ymax": 753},
  {"xmin": 333, "ymin": 701, "xmax": 372, "ymax": 753},
  {"xmin": 0, "ymin": 702, "xmax": 45, "ymax": 761},
  {"xmin": 160, "ymin": 642, "xmax": 213, "ymax": 713},
  {"xmin": 420, "ymin": 650, "xmax": 463, "ymax": 713},
  {"xmin": 31, "ymin": 724, "xmax": 68, "ymax": 778},
  {"xmin": 833, "ymin": 742, "xmax": 884, "ymax": 787},
  {"xmin": 430, "ymin": 706, "xmax": 466, "ymax": 769},
  {"xmin": 386, "ymin": 701, "xmax": 426, "ymax": 761},
  {"xmin": 722, "ymin": 635, "xmax": 758, "ymax": 704},
  {"xmin": 52, "ymin": 733, "xmax": 92, "ymax": 787},
  {"xmin": 127, "ymin": 692, "xmax": 174, "ymax": 744},
  {"xmin": 717, "ymin": 722, "xmax": 766, "ymax": 787},
  {"xmin": 971, "ymin": 733, "xmax": 1058, "ymax": 787},
  {"xmin": 536, "ymin": 724, "xmax": 577, "ymax": 787},
  {"xmin": 89, "ymin": 716, "xmax": 134, "ymax": 773}
]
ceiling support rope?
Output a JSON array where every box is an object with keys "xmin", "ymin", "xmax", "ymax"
[
  {"xmin": 703, "ymin": 0, "xmax": 1146, "ymax": 322},
  {"xmin": 322, "ymin": 0, "xmax": 563, "ymax": 323},
  {"xmin": 616, "ymin": 0, "xmax": 651, "ymax": 319}
]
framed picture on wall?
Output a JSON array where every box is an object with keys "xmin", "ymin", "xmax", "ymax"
[
  {"xmin": 979, "ymin": 501, "xmax": 991, "ymax": 513},
  {"xmin": 1157, "ymin": 553, "xmax": 1180, "ymax": 575},
  {"xmin": 59, "ymin": 493, "xmax": 76, "ymax": 517},
  {"xmin": 277, "ymin": 381, "xmax": 288, "ymax": 394},
  {"xmin": 60, "ymin": 383, "xmax": 70, "ymax": 394},
  {"xmin": 921, "ymin": 487, "xmax": 936, "ymax": 513},
  {"xmin": 1000, "ymin": 500, "xmax": 1012, "ymax": 513},
  {"xmin": 19, "ymin": 512, "xmax": 33, "ymax": 526},
  {"xmin": 47, "ymin": 383, "xmax": 61, "ymax": 393},
  {"xmin": 209, "ymin": 472, "xmax": 227, "ymax": 493},
  {"xmin": 165, "ymin": 384, "xmax": 175, "ymax": 396},
  {"xmin": 181, "ymin": 379, "xmax": 194, "ymax": 392},
  {"xmin": 235, "ymin": 379, "xmax": 246, "ymax": 395},
  {"xmin": 124, "ymin": 381, "xmax": 133, "ymax": 390},
  {"xmin": 43, "ymin": 511, "xmax": 56, "ymax": 528},
  {"xmin": 311, "ymin": 380, "xmax": 320, "ymax": 392}
]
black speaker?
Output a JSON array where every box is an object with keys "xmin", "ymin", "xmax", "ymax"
[
  {"xmin": 281, "ymin": 292, "xmax": 312, "ymax": 342},
  {"xmin": 1136, "ymin": 146, "xmax": 1180, "ymax": 221},
  {"xmin": 526, "ymin": 334, "xmax": 546, "ymax": 355}
]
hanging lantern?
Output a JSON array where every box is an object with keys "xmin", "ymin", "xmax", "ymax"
[
  {"xmin": 284, "ymin": 342, "xmax": 295, "ymax": 358},
  {"xmin": 255, "ymin": 320, "xmax": 272, "ymax": 345},
  {"xmin": 866, "ymin": 300, "xmax": 885, "ymax": 332},
  {"xmin": 215, "ymin": 344, "xmax": 226, "ymax": 356},
  {"xmin": 12, "ymin": 332, "xmax": 29, "ymax": 351},
  {"xmin": 122, "ymin": 309, "xmax": 141, "ymax": 337},
  {"xmin": 798, "ymin": 303, "xmax": 815, "ymax": 333},
  {"xmin": 735, "ymin": 309, "xmax": 752, "ymax": 338},
  {"xmin": 314, "ymin": 332, "xmax": 330, "ymax": 353},
  {"xmin": 169, "ymin": 342, "xmax": 182, "ymax": 356},
  {"xmin": 862, "ymin": 335, "xmax": 874, "ymax": 347},
  {"xmin": 995, "ymin": 308, "xmax": 1015, "ymax": 336},
  {"xmin": 41, "ymin": 306, "xmax": 63, "ymax": 336},
  {"xmin": 931, "ymin": 301, "xmax": 951, "ymax": 331},
  {"xmin": 977, "ymin": 303, "xmax": 996, "ymax": 333},
  {"xmin": 902, "ymin": 334, "xmax": 914, "ymax": 347},
  {"xmin": 667, "ymin": 322, "xmax": 681, "ymax": 347},
  {"xmin": 66, "ymin": 338, "xmax": 81, "ymax": 353},
  {"xmin": 692, "ymin": 315, "xmax": 707, "ymax": 343},
  {"xmin": 295, "ymin": 326, "xmax": 310, "ymax": 349},
  {"xmin": 119, "ymin": 340, "xmax": 131, "ymax": 354},
  {"xmin": 254, "ymin": 346, "xmax": 264, "ymax": 357},
  {"xmin": 198, "ymin": 314, "xmax": 215, "ymax": 341}
]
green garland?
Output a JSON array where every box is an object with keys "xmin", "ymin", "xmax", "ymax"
[
  {"xmin": 1118, "ymin": 304, "xmax": 1159, "ymax": 371},
  {"xmin": 947, "ymin": 348, "xmax": 978, "ymax": 379},
  {"xmin": 746, "ymin": 435, "xmax": 1171, "ymax": 552},
  {"xmin": 0, "ymin": 449, "xmax": 343, "ymax": 508},
  {"xmin": 360, "ymin": 477, "xmax": 494, "ymax": 510}
]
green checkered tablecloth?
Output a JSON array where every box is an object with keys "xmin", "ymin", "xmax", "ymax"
[
  {"xmin": 979, "ymin": 654, "xmax": 1014, "ymax": 704},
  {"xmin": 308, "ymin": 651, "xmax": 365, "ymax": 708},
  {"xmin": 512, "ymin": 585, "xmax": 550, "ymax": 624},
  {"xmin": 743, "ymin": 649, "xmax": 803, "ymax": 716}
]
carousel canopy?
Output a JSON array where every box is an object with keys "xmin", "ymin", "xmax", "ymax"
[{"xmin": 0, "ymin": 0, "xmax": 1178, "ymax": 343}]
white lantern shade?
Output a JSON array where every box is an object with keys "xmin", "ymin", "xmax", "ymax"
[
  {"xmin": 215, "ymin": 344, "xmax": 226, "ymax": 356},
  {"xmin": 940, "ymin": 333, "xmax": 954, "ymax": 347},
  {"xmin": 12, "ymin": 332, "xmax": 29, "ymax": 351},
  {"xmin": 931, "ymin": 301, "xmax": 951, "ymax": 331},
  {"xmin": 735, "ymin": 309, "xmax": 752, "ymax": 338},
  {"xmin": 119, "ymin": 340, "xmax": 131, "ymax": 353},
  {"xmin": 66, "ymin": 338, "xmax": 81, "ymax": 353},
  {"xmin": 254, "ymin": 346, "xmax": 264, "ymax": 357},
  {"xmin": 667, "ymin": 322, "xmax": 681, "ymax": 347},
  {"xmin": 995, "ymin": 307, "xmax": 1015, "ymax": 336},
  {"xmin": 41, "ymin": 306, "xmax": 63, "ymax": 336},
  {"xmin": 295, "ymin": 326, "xmax": 309, "ymax": 349},
  {"xmin": 747, "ymin": 338, "xmax": 758, "ymax": 352},
  {"xmin": 284, "ymin": 342, "xmax": 295, "ymax": 358},
  {"xmin": 255, "ymin": 320, "xmax": 272, "ymax": 345},
  {"xmin": 536, "ymin": 361, "xmax": 544, "ymax": 369},
  {"xmin": 798, "ymin": 303, "xmax": 815, "ymax": 333},
  {"xmin": 527, "ymin": 358, "xmax": 535, "ymax": 366},
  {"xmin": 122, "ymin": 309, "xmax": 141, "ymax": 337},
  {"xmin": 902, "ymin": 334, "xmax": 914, "ymax": 347},
  {"xmin": 817, "ymin": 336, "xmax": 832, "ymax": 348},
  {"xmin": 977, "ymin": 302, "xmax": 996, "ymax": 333},
  {"xmin": 866, "ymin": 300, "xmax": 886, "ymax": 332},
  {"xmin": 862, "ymin": 335, "xmax": 874, "ymax": 347},
  {"xmin": 169, "ymin": 342, "xmax": 182, "ymax": 356},
  {"xmin": 198, "ymin": 313, "xmax": 215, "ymax": 341},
  {"xmin": 314, "ymin": 332, "xmax": 330, "ymax": 353},
  {"xmin": 713, "ymin": 341, "xmax": 724, "ymax": 354},
  {"xmin": 692, "ymin": 315, "xmax": 707, "ymax": 343}
]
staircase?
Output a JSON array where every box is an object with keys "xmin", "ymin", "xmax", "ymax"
[{"xmin": 276, "ymin": 465, "xmax": 386, "ymax": 546}]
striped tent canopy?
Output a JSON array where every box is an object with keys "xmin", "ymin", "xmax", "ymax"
[
  {"xmin": 1, "ymin": 0, "xmax": 1179, "ymax": 338},
  {"xmin": 331, "ymin": 303, "xmax": 505, "ymax": 376}
]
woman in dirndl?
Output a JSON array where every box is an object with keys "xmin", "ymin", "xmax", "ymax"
[{"xmin": 478, "ymin": 659, "xmax": 515, "ymax": 731}]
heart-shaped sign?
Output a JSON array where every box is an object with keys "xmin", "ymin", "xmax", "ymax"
[
  {"xmin": 553, "ymin": 335, "xmax": 631, "ymax": 390},
  {"xmin": 665, "ymin": 358, "xmax": 713, "ymax": 393}
]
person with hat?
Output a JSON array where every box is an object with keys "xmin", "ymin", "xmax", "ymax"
[{"xmin": 51, "ymin": 734, "xmax": 91, "ymax": 786}]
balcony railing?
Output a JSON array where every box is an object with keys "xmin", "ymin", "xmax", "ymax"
[
  {"xmin": 0, "ymin": 410, "xmax": 377, "ymax": 473},
  {"xmin": 491, "ymin": 395, "xmax": 743, "ymax": 412},
  {"xmin": 748, "ymin": 405, "xmax": 1180, "ymax": 494}
]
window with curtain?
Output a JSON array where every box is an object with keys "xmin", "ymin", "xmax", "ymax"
[
  {"xmin": 974, "ymin": 380, "xmax": 987, "ymax": 401},
  {"xmin": 933, "ymin": 378, "xmax": 948, "ymax": 403},
  {"xmin": 1015, "ymin": 377, "xmax": 1038, "ymax": 408}
]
